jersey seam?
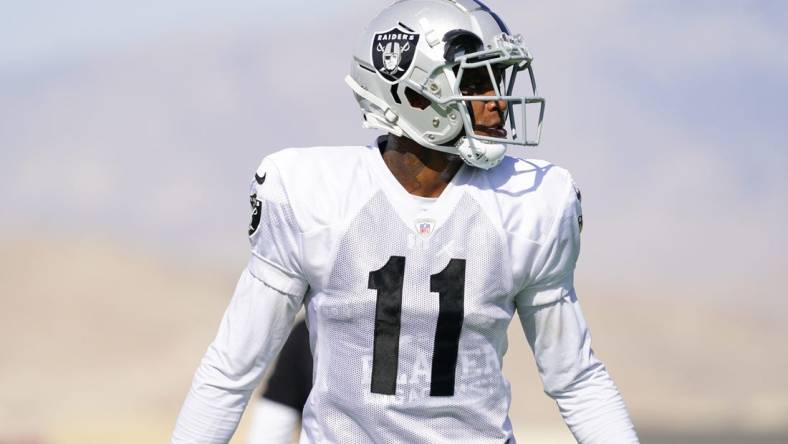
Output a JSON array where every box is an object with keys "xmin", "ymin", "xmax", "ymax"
[
  {"xmin": 267, "ymin": 157, "xmax": 310, "ymax": 282},
  {"xmin": 268, "ymin": 158, "xmax": 306, "ymax": 234},
  {"xmin": 520, "ymin": 170, "xmax": 576, "ymax": 291},
  {"xmin": 320, "ymin": 190, "xmax": 388, "ymax": 292},
  {"xmin": 466, "ymin": 183, "xmax": 518, "ymax": 297},
  {"xmin": 248, "ymin": 252, "xmax": 308, "ymax": 297}
]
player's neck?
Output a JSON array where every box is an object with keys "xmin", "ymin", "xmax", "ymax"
[{"xmin": 381, "ymin": 134, "xmax": 464, "ymax": 198}]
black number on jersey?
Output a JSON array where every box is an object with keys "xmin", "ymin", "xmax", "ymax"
[
  {"xmin": 368, "ymin": 256, "xmax": 466, "ymax": 397},
  {"xmin": 429, "ymin": 258, "xmax": 466, "ymax": 396},
  {"xmin": 368, "ymin": 256, "xmax": 405, "ymax": 395}
]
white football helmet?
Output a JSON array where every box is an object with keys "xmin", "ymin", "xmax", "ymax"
[{"xmin": 346, "ymin": 0, "xmax": 545, "ymax": 169}]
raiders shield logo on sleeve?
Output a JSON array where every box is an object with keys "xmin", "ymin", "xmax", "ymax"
[
  {"xmin": 372, "ymin": 28, "xmax": 420, "ymax": 83},
  {"xmin": 248, "ymin": 172, "xmax": 266, "ymax": 236},
  {"xmin": 572, "ymin": 182, "xmax": 583, "ymax": 233},
  {"xmin": 249, "ymin": 193, "xmax": 262, "ymax": 236}
]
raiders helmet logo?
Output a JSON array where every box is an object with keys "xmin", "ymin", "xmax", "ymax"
[{"xmin": 372, "ymin": 28, "xmax": 420, "ymax": 83}]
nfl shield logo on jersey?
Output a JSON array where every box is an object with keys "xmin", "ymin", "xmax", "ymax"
[
  {"xmin": 372, "ymin": 28, "xmax": 420, "ymax": 83},
  {"xmin": 415, "ymin": 218, "xmax": 435, "ymax": 237}
]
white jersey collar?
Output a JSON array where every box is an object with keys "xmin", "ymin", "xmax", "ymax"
[{"xmin": 365, "ymin": 138, "xmax": 474, "ymax": 237}]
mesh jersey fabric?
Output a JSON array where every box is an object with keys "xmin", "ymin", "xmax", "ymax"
[
  {"xmin": 172, "ymin": 140, "xmax": 638, "ymax": 444},
  {"xmin": 246, "ymin": 140, "xmax": 582, "ymax": 444}
]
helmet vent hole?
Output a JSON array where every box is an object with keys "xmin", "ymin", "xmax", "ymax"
[
  {"xmin": 390, "ymin": 84, "xmax": 402, "ymax": 104},
  {"xmin": 405, "ymin": 87, "xmax": 431, "ymax": 110}
]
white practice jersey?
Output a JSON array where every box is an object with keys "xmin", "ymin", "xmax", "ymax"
[{"xmin": 172, "ymin": 140, "xmax": 638, "ymax": 444}]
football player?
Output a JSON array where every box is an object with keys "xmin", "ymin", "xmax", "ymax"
[
  {"xmin": 247, "ymin": 320, "xmax": 313, "ymax": 444},
  {"xmin": 172, "ymin": 1, "xmax": 639, "ymax": 443}
]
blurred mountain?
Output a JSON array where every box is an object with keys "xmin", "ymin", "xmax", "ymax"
[
  {"xmin": 0, "ymin": 234, "xmax": 234, "ymax": 442},
  {"xmin": 1, "ymin": 236, "xmax": 786, "ymax": 443},
  {"xmin": 1, "ymin": 17, "xmax": 786, "ymax": 309},
  {"xmin": 0, "ymin": 25, "xmax": 372, "ymax": 266}
]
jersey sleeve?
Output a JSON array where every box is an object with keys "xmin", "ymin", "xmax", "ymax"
[
  {"xmin": 516, "ymin": 171, "xmax": 582, "ymax": 307},
  {"xmin": 517, "ymin": 294, "xmax": 639, "ymax": 443},
  {"xmin": 247, "ymin": 157, "xmax": 309, "ymax": 297},
  {"xmin": 171, "ymin": 268, "xmax": 304, "ymax": 444},
  {"xmin": 514, "ymin": 175, "xmax": 639, "ymax": 442},
  {"xmin": 170, "ymin": 157, "xmax": 309, "ymax": 444}
]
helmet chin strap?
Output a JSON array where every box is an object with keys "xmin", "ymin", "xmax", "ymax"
[
  {"xmin": 394, "ymin": 131, "xmax": 507, "ymax": 170},
  {"xmin": 345, "ymin": 75, "xmax": 403, "ymax": 136},
  {"xmin": 455, "ymin": 137, "xmax": 507, "ymax": 169}
]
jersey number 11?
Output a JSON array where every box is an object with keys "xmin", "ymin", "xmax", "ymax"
[{"xmin": 368, "ymin": 255, "xmax": 466, "ymax": 397}]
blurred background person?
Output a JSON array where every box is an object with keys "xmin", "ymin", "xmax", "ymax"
[{"xmin": 247, "ymin": 319, "xmax": 313, "ymax": 444}]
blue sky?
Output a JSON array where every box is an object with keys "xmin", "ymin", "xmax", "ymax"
[{"xmin": 1, "ymin": 0, "xmax": 365, "ymax": 68}]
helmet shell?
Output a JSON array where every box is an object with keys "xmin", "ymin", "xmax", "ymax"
[{"xmin": 348, "ymin": 0, "xmax": 510, "ymax": 147}]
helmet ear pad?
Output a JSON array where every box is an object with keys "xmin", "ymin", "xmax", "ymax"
[{"xmin": 404, "ymin": 87, "xmax": 431, "ymax": 110}]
